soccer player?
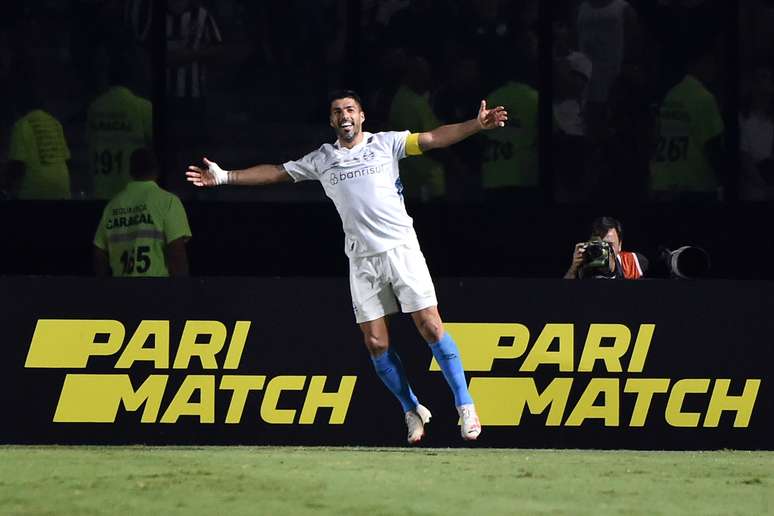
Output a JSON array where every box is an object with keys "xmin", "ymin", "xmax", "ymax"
[
  {"xmin": 186, "ymin": 90, "xmax": 508, "ymax": 443},
  {"xmin": 95, "ymin": 148, "xmax": 191, "ymax": 277}
]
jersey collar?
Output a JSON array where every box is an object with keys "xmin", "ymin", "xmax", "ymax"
[{"xmin": 334, "ymin": 132, "xmax": 372, "ymax": 151}]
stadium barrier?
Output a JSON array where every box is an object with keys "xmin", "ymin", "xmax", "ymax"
[{"xmin": 2, "ymin": 277, "xmax": 771, "ymax": 449}]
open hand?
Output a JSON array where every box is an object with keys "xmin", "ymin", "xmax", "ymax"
[
  {"xmin": 186, "ymin": 157, "xmax": 227, "ymax": 187},
  {"xmin": 478, "ymin": 100, "xmax": 508, "ymax": 129}
]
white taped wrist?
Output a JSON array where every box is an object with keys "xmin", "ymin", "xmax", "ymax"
[{"xmin": 208, "ymin": 161, "xmax": 230, "ymax": 185}]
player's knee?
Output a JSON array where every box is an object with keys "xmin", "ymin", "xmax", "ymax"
[
  {"xmin": 363, "ymin": 333, "xmax": 388, "ymax": 356},
  {"xmin": 418, "ymin": 318, "xmax": 444, "ymax": 343}
]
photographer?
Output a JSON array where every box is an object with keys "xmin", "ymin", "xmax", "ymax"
[{"xmin": 564, "ymin": 216, "xmax": 647, "ymax": 280}]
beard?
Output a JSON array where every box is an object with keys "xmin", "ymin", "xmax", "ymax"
[{"xmin": 339, "ymin": 123, "xmax": 358, "ymax": 141}]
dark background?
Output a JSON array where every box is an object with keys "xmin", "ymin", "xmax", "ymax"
[{"xmin": 1, "ymin": 0, "xmax": 773, "ymax": 279}]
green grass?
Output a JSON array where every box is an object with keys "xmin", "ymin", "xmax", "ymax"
[{"xmin": 0, "ymin": 447, "xmax": 772, "ymax": 515}]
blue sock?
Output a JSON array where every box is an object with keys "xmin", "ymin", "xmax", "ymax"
[
  {"xmin": 371, "ymin": 349, "xmax": 419, "ymax": 413},
  {"xmin": 430, "ymin": 332, "xmax": 473, "ymax": 406}
]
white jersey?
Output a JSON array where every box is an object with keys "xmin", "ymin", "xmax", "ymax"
[{"xmin": 283, "ymin": 131, "xmax": 418, "ymax": 258}]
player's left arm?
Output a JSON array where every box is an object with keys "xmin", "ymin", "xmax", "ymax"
[{"xmin": 417, "ymin": 100, "xmax": 507, "ymax": 151}]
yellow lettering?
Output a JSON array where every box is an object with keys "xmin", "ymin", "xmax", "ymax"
[
  {"xmin": 115, "ymin": 321, "xmax": 170, "ymax": 368},
  {"xmin": 565, "ymin": 378, "xmax": 620, "ymax": 426},
  {"xmin": 468, "ymin": 377, "xmax": 572, "ymax": 425},
  {"xmin": 54, "ymin": 374, "xmax": 167, "ymax": 423},
  {"xmin": 220, "ymin": 375, "xmax": 266, "ymax": 424},
  {"xmin": 704, "ymin": 379, "xmax": 761, "ymax": 427},
  {"xmin": 223, "ymin": 321, "xmax": 251, "ymax": 369},
  {"xmin": 434, "ymin": 323, "xmax": 529, "ymax": 371},
  {"xmin": 173, "ymin": 321, "xmax": 227, "ymax": 369},
  {"xmin": 160, "ymin": 376, "xmax": 215, "ymax": 423},
  {"xmin": 26, "ymin": 319, "xmax": 124, "ymax": 368},
  {"xmin": 521, "ymin": 324, "xmax": 574, "ymax": 372},
  {"xmin": 665, "ymin": 379, "xmax": 710, "ymax": 427},
  {"xmin": 578, "ymin": 324, "xmax": 631, "ymax": 372},
  {"xmin": 261, "ymin": 376, "xmax": 306, "ymax": 424},
  {"xmin": 299, "ymin": 376, "xmax": 357, "ymax": 424},
  {"xmin": 624, "ymin": 378, "xmax": 670, "ymax": 426}
]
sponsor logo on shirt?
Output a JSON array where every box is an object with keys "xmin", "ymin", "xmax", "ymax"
[{"xmin": 329, "ymin": 163, "xmax": 387, "ymax": 185}]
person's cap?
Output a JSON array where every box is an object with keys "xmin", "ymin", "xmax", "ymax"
[{"xmin": 567, "ymin": 51, "xmax": 592, "ymax": 81}]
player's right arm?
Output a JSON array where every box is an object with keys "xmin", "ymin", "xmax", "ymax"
[{"xmin": 186, "ymin": 157, "xmax": 291, "ymax": 187}]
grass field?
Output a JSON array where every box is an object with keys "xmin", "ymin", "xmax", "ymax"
[{"xmin": 0, "ymin": 447, "xmax": 772, "ymax": 515}]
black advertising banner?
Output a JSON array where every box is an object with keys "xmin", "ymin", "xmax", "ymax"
[{"xmin": 1, "ymin": 277, "xmax": 771, "ymax": 449}]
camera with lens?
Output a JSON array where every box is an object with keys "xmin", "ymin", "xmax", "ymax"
[{"xmin": 579, "ymin": 238, "xmax": 615, "ymax": 278}]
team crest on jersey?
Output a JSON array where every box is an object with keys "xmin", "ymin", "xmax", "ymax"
[{"xmin": 362, "ymin": 148, "xmax": 375, "ymax": 162}]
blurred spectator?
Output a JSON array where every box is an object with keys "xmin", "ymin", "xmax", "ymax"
[
  {"xmin": 576, "ymin": 0, "xmax": 639, "ymax": 141},
  {"xmin": 87, "ymin": 52, "xmax": 152, "ymax": 199},
  {"xmin": 166, "ymin": 0, "xmax": 222, "ymax": 105},
  {"xmin": 6, "ymin": 70, "xmax": 71, "ymax": 200},
  {"xmin": 458, "ymin": 0, "xmax": 518, "ymax": 92},
  {"xmin": 649, "ymin": 51, "xmax": 724, "ymax": 202},
  {"xmin": 553, "ymin": 51, "xmax": 592, "ymax": 202},
  {"xmin": 480, "ymin": 35, "xmax": 539, "ymax": 199},
  {"xmin": 388, "ymin": 55, "xmax": 446, "ymax": 200},
  {"xmin": 94, "ymin": 148, "xmax": 191, "ymax": 277},
  {"xmin": 431, "ymin": 49, "xmax": 486, "ymax": 200},
  {"xmin": 739, "ymin": 60, "xmax": 774, "ymax": 201},
  {"xmin": 166, "ymin": 0, "xmax": 223, "ymax": 193},
  {"xmin": 597, "ymin": 56, "xmax": 656, "ymax": 201}
]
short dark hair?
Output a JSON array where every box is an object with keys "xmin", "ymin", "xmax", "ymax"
[
  {"xmin": 328, "ymin": 89, "xmax": 364, "ymax": 110},
  {"xmin": 130, "ymin": 148, "xmax": 158, "ymax": 180},
  {"xmin": 590, "ymin": 216, "xmax": 623, "ymax": 241}
]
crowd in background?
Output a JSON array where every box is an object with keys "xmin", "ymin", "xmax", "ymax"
[{"xmin": 1, "ymin": 0, "xmax": 773, "ymax": 204}]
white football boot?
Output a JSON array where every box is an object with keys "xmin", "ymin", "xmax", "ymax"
[
  {"xmin": 457, "ymin": 404, "xmax": 481, "ymax": 441},
  {"xmin": 405, "ymin": 404, "xmax": 432, "ymax": 444}
]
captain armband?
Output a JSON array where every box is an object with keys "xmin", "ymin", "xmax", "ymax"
[{"xmin": 405, "ymin": 133, "xmax": 423, "ymax": 156}]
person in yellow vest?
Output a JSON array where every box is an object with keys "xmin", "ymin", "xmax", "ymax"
[
  {"xmin": 564, "ymin": 216, "xmax": 647, "ymax": 280},
  {"xmin": 650, "ymin": 51, "xmax": 724, "ymax": 201},
  {"xmin": 94, "ymin": 148, "xmax": 191, "ymax": 277},
  {"xmin": 388, "ymin": 55, "xmax": 446, "ymax": 201},
  {"xmin": 87, "ymin": 54, "xmax": 153, "ymax": 199},
  {"xmin": 481, "ymin": 37, "xmax": 539, "ymax": 198},
  {"xmin": 7, "ymin": 97, "xmax": 71, "ymax": 200}
]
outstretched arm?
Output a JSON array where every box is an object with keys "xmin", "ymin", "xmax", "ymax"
[
  {"xmin": 418, "ymin": 100, "xmax": 508, "ymax": 151},
  {"xmin": 186, "ymin": 157, "xmax": 292, "ymax": 187}
]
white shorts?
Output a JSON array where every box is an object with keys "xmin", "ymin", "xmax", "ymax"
[{"xmin": 349, "ymin": 242, "xmax": 438, "ymax": 324}]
